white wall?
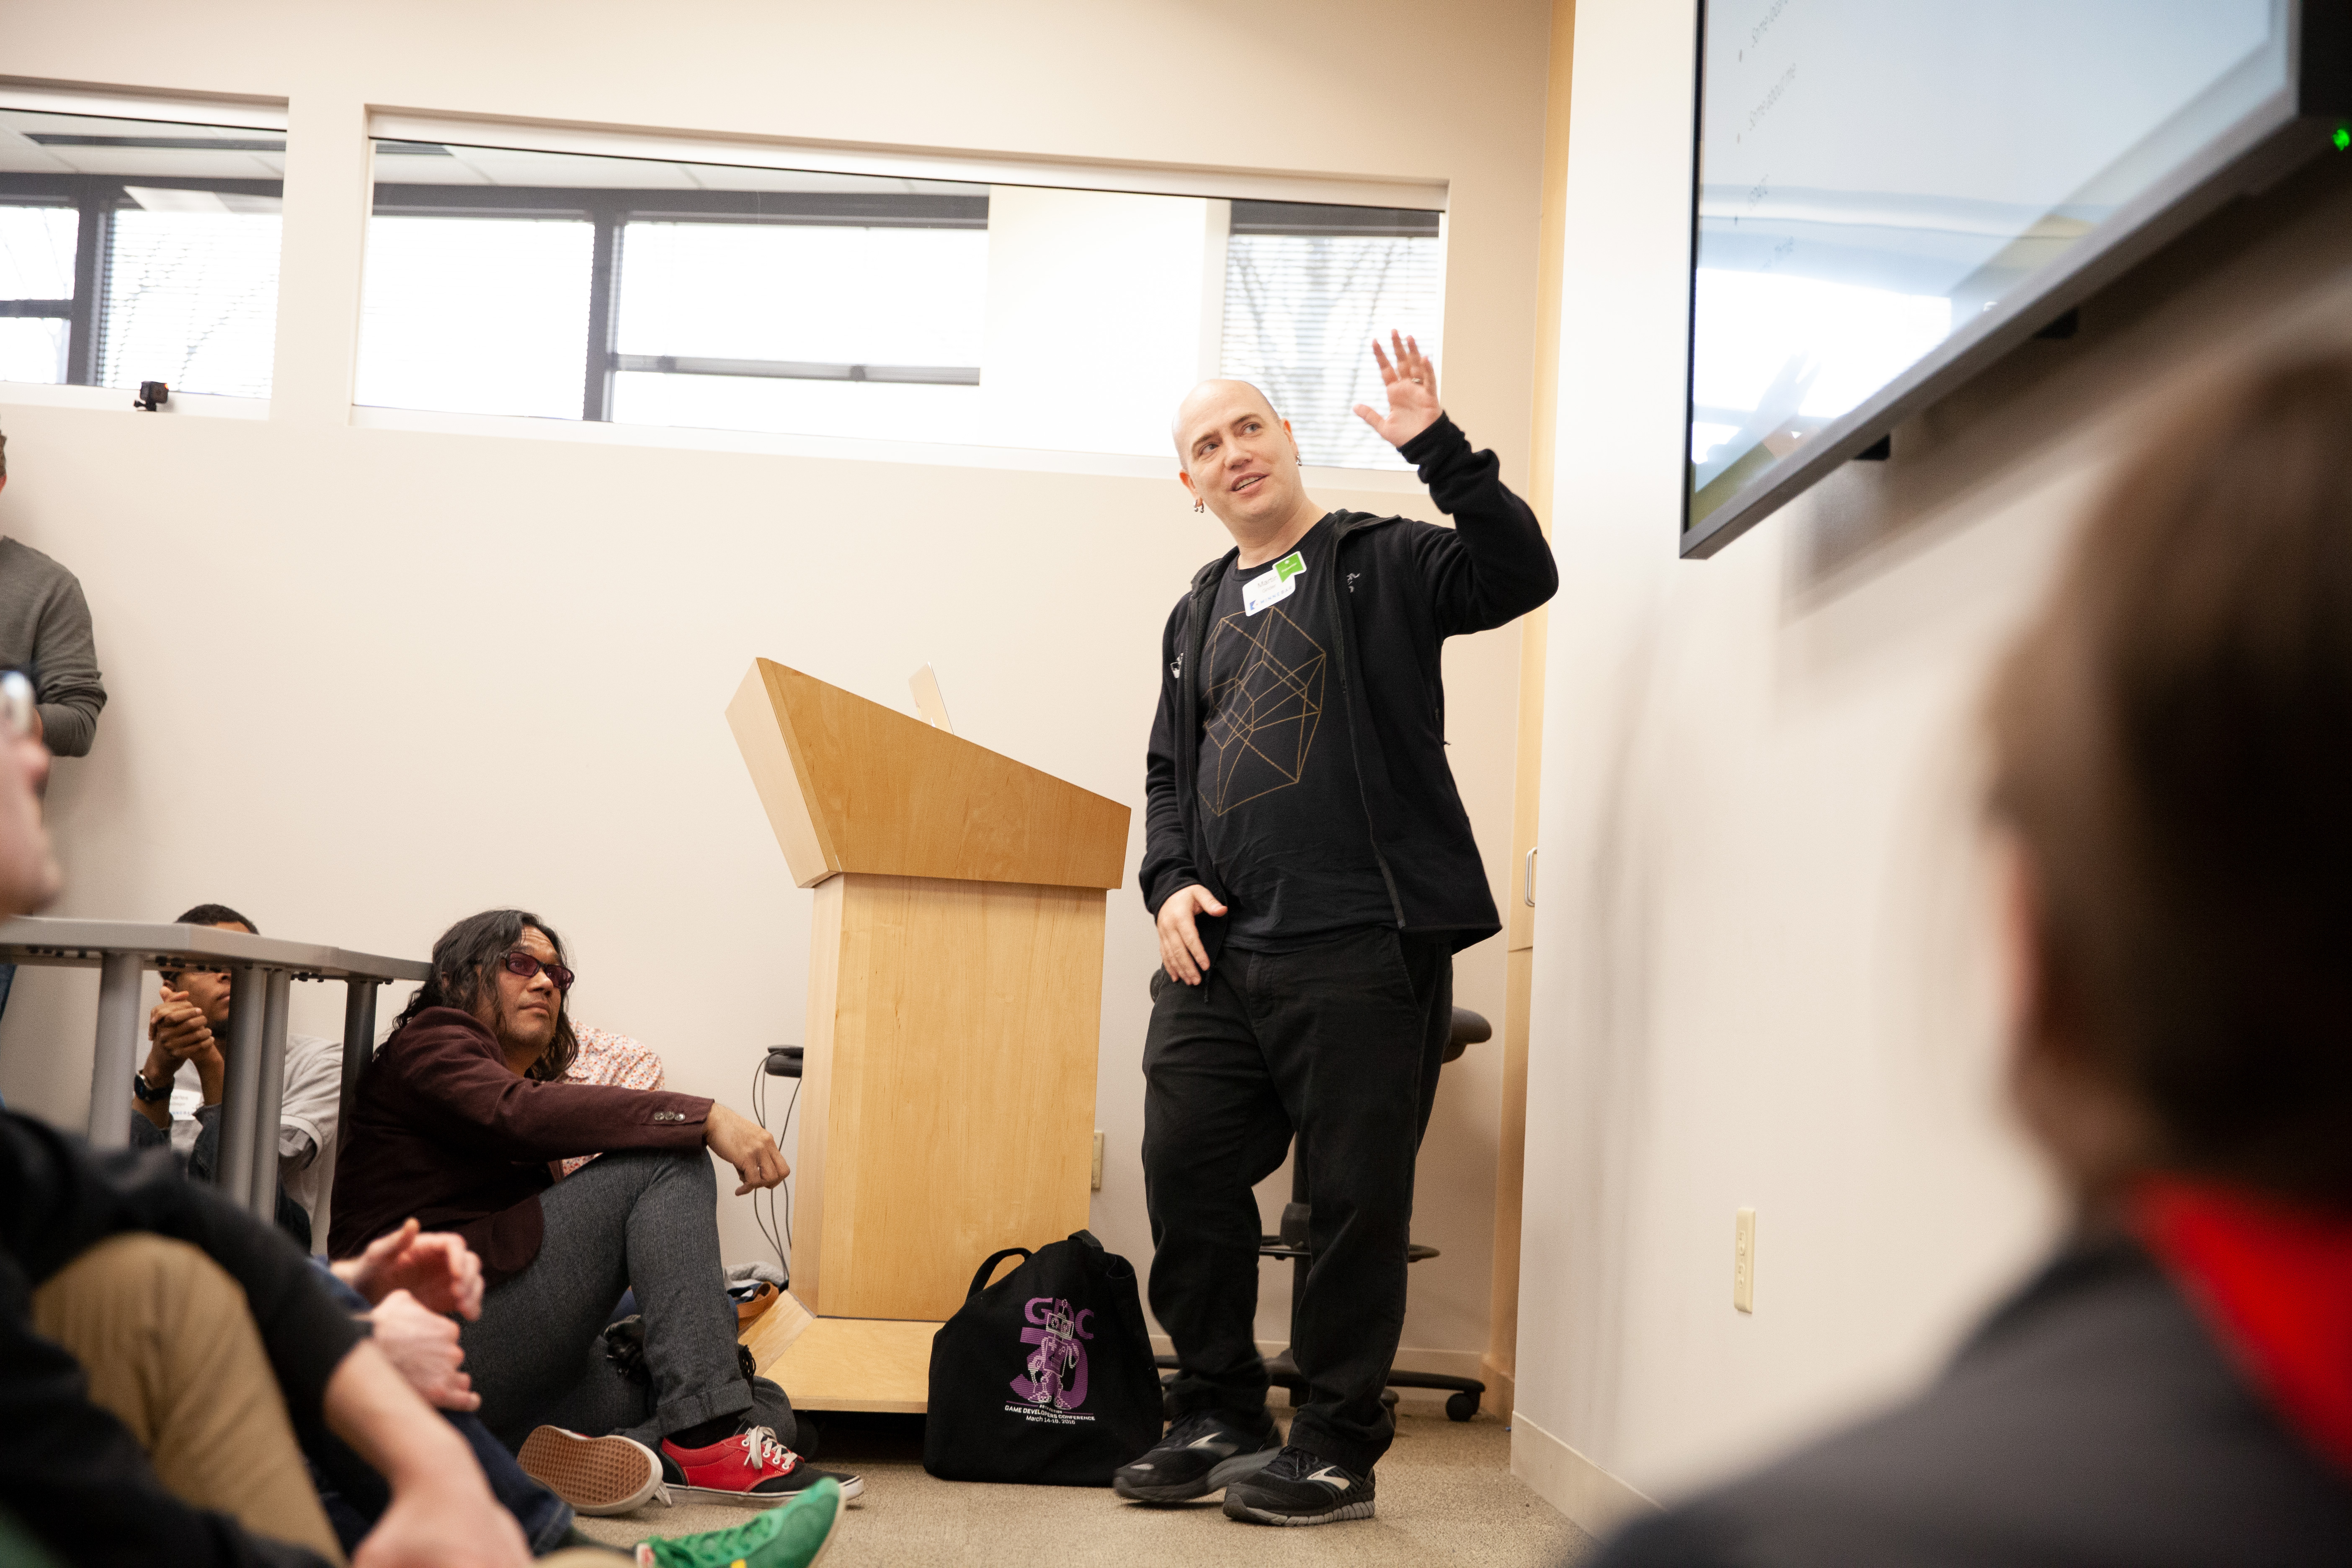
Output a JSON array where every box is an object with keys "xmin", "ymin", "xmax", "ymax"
[
  {"xmin": 1510, "ymin": 0, "xmax": 2352, "ymax": 1530},
  {"xmin": 975, "ymin": 186, "xmax": 1220, "ymax": 454},
  {"xmin": 0, "ymin": 0, "xmax": 1551, "ymax": 1374}
]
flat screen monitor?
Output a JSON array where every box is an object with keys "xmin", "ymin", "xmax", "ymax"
[{"xmin": 1683, "ymin": 0, "xmax": 2346, "ymax": 556}]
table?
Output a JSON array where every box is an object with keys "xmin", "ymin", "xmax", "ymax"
[{"xmin": 0, "ymin": 917, "xmax": 428, "ymax": 1224}]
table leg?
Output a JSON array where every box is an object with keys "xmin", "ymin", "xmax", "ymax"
[
  {"xmin": 216, "ymin": 964, "xmax": 265, "ymax": 1199},
  {"xmin": 316, "ymin": 979, "xmax": 379, "ymax": 1246},
  {"xmin": 84, "ymin": 952, "xmax": 144, "ymax": 1148},
  {"xmin": 250, "ymin": 970, "xmax": 291, "ymax": 1220}
]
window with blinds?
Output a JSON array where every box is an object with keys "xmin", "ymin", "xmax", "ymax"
[
  {"xmin": 0, "ymin": 205, "xmax": 77, "ymax": 384},
  {"xmin": 1220, "ymin": 201, "xmax": 1445, "ymax": 470},
  {"xmin": 101, "ymin": 205, "xmax": 283, "ymax": 399},
  {"xmin": 345, "ymin": 128, "xmax": 1445, "ymax": 462},
  {"xmin": 0, "ymin": 104, "xmax": 285, "ymax": 398}
]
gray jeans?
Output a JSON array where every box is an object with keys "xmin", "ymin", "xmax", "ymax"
[{"xmin": 459, "ymin": 1147, "xmax": 793, "ymax": 1451}]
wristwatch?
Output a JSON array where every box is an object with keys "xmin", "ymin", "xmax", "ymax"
[{"xmin": 131, "ymin": 1067, "xmax": 173, "ymax": 1104}]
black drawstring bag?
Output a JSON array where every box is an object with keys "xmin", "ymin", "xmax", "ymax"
[{"xmin": 923, "ymin": 1229, "xmax": 1161, "ymax": 1485}]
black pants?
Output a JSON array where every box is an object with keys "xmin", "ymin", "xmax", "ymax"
[{"xmin": 1140, "ymin": 925, "xmax": 1451, "ymax": 1475}]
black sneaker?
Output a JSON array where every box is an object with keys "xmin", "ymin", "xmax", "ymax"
[
  {"xmin": 1112, "ymin": 1411, "xmax": 1282, "ymax": 1502},
  {"xmin": 1221, "ymin": 1444, "xmax": 1375, "ymax": 1525}
]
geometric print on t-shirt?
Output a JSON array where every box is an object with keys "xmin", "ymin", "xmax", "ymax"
[{"xmin": 1199, "ymin": 603, "xmax": 1327, "ymax": 814}]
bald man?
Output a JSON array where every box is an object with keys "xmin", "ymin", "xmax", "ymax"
[{"xmin": 1121, "ymin": 337, "xmax": 1556, "ymax": 1525}]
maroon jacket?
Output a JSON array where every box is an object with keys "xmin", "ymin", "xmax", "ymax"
[{"xmin": 327, "ymin": 1006, "xmax": 712, "ymax": 1284}]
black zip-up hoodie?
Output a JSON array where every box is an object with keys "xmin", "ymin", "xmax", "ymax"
[{"xmin": 1142, "ymin": 415, "xmax": 1558, "ymax": 956}]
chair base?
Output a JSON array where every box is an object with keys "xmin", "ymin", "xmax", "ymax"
[
  {"xmin": 1147, "ymin": 1194, "xmax": 1491, "ymax": 1426},
  {"xmin": 1152, "ymin": 1351, "xmax": 1485, "ymax": 1423}
]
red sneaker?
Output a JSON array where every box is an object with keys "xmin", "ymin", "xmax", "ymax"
[{"xmin": 658, "ymin": 1424, "xmax": 864, "ymax": 1506}]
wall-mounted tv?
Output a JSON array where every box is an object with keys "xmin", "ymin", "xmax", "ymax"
[{"xmin": 1683, "ymin": 0, "xmax": 2350, "ymax": 557}]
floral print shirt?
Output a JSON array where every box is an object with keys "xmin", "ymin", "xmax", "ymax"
[{"xmin": 556, "ymin": 1024, "xmax": 667, "ymax": 1177}]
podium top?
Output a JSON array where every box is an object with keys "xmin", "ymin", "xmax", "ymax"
[{"xmin": 728, "ymin": 659, "xmax": 1130, "ymax": 891}]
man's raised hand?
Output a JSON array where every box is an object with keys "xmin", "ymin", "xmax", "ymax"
[{"xmin": 1353, "ymin": 330, "xmax": 1442, "ymax": 449}]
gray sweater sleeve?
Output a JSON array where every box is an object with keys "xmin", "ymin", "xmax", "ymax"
[
  {"xmin": 0, "ymin": 540, "xmax": 106, "ymax": 757},
  {"xmin": 28, "ymin": 571, "xmax": 104, "ymax": 757}
]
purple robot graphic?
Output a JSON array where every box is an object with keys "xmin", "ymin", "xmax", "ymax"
[{"xmin": 1011, "ymin": 1295, "xmax": 1095, "ymax": 1411}]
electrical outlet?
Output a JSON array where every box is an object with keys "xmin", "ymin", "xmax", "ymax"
[
  {"xmin": 1092, "ymin": 1130, "xmax": 1104, "ymax": 1192},
  {"xmin": 1733, "ymin": 1207, "xmax": 1756, "ymax": 1313}
]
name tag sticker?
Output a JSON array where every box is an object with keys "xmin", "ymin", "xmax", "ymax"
[{"xmin": 1244, "ymin": 551, "xmax": 1307, "ymax": 616}]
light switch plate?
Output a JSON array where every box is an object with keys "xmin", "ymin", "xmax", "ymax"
[
  {"xmin": 1733, "ymin": 1207, "xmax": 1756, "ymax": 1313},
  {"xmin": 1092, "ymin": 1130, "xmax": 1105, "ymax": 1192}
]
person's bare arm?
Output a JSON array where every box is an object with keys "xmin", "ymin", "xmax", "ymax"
[{"xmin": 325, "ymin": 1341, "xmax": 528, "ymax": 1568}]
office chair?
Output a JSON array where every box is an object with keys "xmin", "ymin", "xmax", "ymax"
[{"xmin": 1155, "ymin": 1004, "xmax": 1493, "ymax": 1422}]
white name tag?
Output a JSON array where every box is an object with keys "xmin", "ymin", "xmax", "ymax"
[{"xmin": 1243, "ymin": 551, "xmax": 1307, "ymax": 616}]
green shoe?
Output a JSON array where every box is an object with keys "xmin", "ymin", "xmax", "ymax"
[{"xmin": 631, "ymin": 1477, "xmax": 844, "ymax": 1568}]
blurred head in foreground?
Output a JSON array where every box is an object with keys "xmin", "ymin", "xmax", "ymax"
[
  {"xmin": 1596, "ymin": 354, "xmax": 2352, "ymax": 1568},
  {"xmin": 1989, "ymin": 353, "xmax": 2352, "ymax": 1212}
]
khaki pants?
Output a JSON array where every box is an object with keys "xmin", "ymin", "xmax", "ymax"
[{"xmin": 30, "ymin": 1234, "xmax": 346, "ymax": 1566}]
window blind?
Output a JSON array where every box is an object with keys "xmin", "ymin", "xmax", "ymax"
[{"xmin": 1221, "ymin": 230, "xmax": 1445, "ymax": 471}]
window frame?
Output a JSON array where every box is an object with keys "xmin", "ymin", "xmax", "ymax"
[
  {"xmin": 369, "ymin": 156, "xmax": 991, "ymax": 422},
  {"xmin": 0, "ymin": 173, "xmax": 283, "ymax": 388},
  {"xmin": 1228, "ymin": 201, "xmax": 1440, "ymax": 241}
]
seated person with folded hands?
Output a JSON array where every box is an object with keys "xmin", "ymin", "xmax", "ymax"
[
  {"xmin": 129, "ymin": 902, "xmax": 342, "ymax": 1249},
  {"xmin": 330, "ymin": 908, "xmax": 858, "ymax": 1514}
]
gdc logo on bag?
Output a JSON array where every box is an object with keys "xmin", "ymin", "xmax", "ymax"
[
  {"xmin": 1010, "ymin": 1296, "xmax": 1094, "ymax": 1421},
  {"xmin": 926, "ymin": 1230, "xmax": 1162, "ymax": 1485}
]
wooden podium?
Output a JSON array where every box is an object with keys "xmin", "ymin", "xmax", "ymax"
[{"xmin": 726, "ymin": 659, "xmax": 1130, "ymax": 1411}]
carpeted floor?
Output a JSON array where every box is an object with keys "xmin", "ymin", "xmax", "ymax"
[{"xmin": 572, "ymin": 1410, "xmax": 1598, "ymax": 1567}]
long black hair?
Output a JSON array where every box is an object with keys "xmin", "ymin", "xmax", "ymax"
[{"xmin": 391, "ymin": 908, "xmax": 578, "ymax": 1081}]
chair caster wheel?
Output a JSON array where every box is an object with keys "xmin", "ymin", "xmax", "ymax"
[{"xmin": 1446, "ymin": 1391, "xmax": 1480, "ymax": 1421}]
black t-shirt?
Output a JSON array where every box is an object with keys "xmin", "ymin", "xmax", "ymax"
[{"xmin": 1196, "ymin": 516, "xmax": 1397, "ymax": 949}]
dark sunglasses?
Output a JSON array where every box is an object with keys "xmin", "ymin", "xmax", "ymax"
[{"xmin": 501, "ymin": 949, "xmax": 575, "ymax": 993}]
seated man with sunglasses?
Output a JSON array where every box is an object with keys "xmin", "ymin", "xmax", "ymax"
[{"xmin": 330, "ymin": 908, "xmax": 859, "ymax": 1514}]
